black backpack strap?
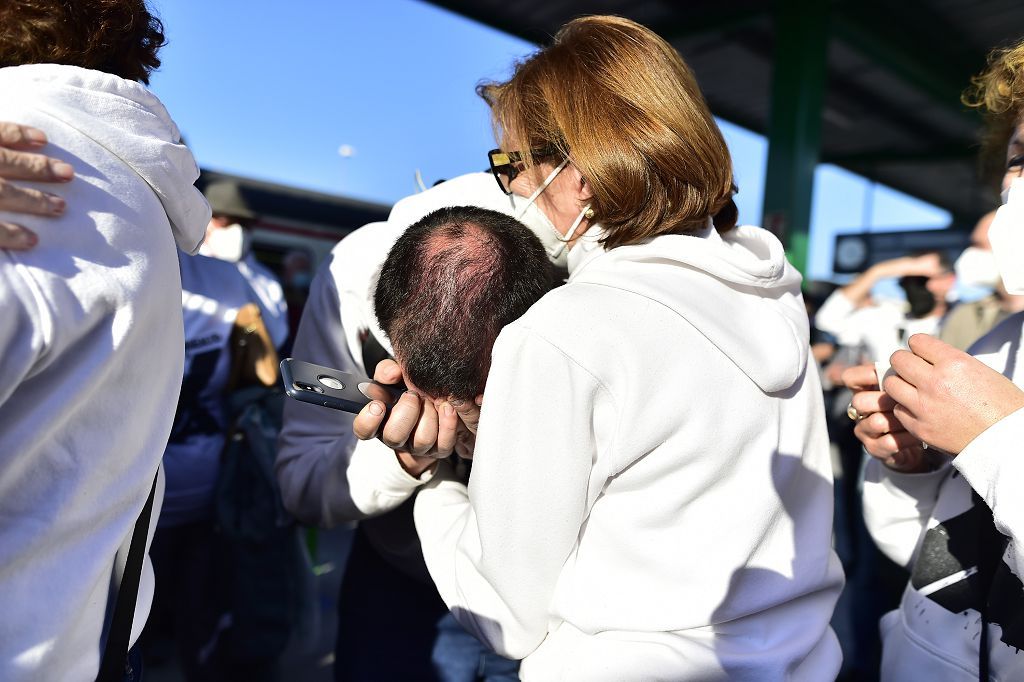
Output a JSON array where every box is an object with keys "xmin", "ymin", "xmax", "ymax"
[
  {"xmin": 360, "ymin": 328, "xmax": 393, "ymax": 379},
  {"xmin": 96, "ymin": 473, "xmax": 158, "ymax": 682}
]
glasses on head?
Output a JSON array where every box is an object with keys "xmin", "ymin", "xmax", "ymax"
[{"xmin": 487, "ymin": 145, "xmax": 562, "ymax": 195}]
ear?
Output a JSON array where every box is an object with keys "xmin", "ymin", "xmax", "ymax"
[{"xmin": 565, "ymin": 164, "xmax": 594, "ymax": 203}]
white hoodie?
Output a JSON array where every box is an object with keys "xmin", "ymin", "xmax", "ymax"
[
  {"xmin": 0, "ymin": 65, "xmax": 209, "ymax": 681},
  {"xmin": 863, "ymin": 311, "xmax": 1024, "ymax": 682},
  {"xmin": 413, "ymin": 223, "xmax": 844, "ymax": 680}
]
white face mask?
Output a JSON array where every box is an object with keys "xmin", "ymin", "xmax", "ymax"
[
  {"xmin": 199, "ymin": 223, "xmax": 251, "ymax": 263},
  {"xmin": 1003, "ymin": 176, "xmax": 1024, "ymax": 205},
  {"xmin": 988, "ymin": 181, "xmax": 1024, "ymax": 294},
  {"xmin": 510, "ymin": 158, "xmax": 574, "ymax": 269},
  {"xmin": 954, "ymin": 246, "xmax": 1000, "ymax": 289}
]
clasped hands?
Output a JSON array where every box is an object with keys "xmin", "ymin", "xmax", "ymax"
[
  {"xmin": 352, "ymin": 359, "xmax": 482, "ymax": 476},
  {"xmin": 842, "ymin": 333, "xmax": 1024, "ymax": 472}
]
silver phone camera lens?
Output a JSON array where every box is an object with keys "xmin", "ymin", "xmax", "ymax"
[{"xmin": 317, "ymin": 375, "xmax": 344, "ymax": 390}]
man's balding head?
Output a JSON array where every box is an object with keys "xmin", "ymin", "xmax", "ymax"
[{"xmin": 374, "ymin": 206, "xmax": 554, "ymax": 400}]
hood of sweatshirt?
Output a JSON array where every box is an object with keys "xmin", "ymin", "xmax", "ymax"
[
  {"xmin": 0, "ymin": 64, "xmax": 210, "ymax": 253},
  {"xmin": 569, "ymin": 223, "xmax": 809, "ymax": 394}
]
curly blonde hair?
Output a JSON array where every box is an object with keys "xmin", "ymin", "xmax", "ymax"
[
  {"xmin": 964, "ymin": 40, "xmax": 1024, "ymax": 119},
  {"xmin": 963, "ymin": 39, "xmax": 1024, "ymax": 186}
]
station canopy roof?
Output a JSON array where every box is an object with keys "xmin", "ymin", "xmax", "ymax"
[
  {"xmin": 424, "ymin": 0, "xmax": 1024, "ymax": 227},
  {"xmin": 197, "ymin": 169, "xmax": 389, "ymax": 233}
]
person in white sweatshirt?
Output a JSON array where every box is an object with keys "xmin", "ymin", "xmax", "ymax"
[
  {"xmin": 843, "ymin": 39, "xmax": 1024, "ymax": 680},
  {"xmin": 815, "ymin": 251, "xmax": 956, "ymax": 363},
  {"xmin": 351, "ymin": 16, "xmax": 843, "ymax": 681},
  {"xmin": 199, "ymin": 180, "xmax": 291, "ymax": 352},
  {"xmin": 0, "ymin": 2, "xmax": 211, "ymax": 679}
]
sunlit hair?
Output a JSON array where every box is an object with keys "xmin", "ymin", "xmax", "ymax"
[
  {"xmin": 963, "ymin": 38, "xmax": 1024, "ymax": 186},
  {"xmin": 0, "ymin": 0, "xmax": 165, "ymax": 84},
  {"xmin": 478, "ymin": 15, "xmax": 737, "ymax": 249}
]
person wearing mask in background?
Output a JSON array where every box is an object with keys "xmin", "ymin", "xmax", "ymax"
[
  {"xmin": 816, "ymin": 250, "xmax": 956, "ymax": 363},
  {"xmin": 939, "ymin": 209, "xmax": 1024, "ymax": 350},
  {"xmin": 0, "ymin": 1, "xmax": 211, "ymax": 679},
  {"xmin": 201, "ymin": 180, "xmax": 289, "ymax": 351},
  {"xmin": 352, "ymin": 16, "xmax": 842, "ymax": 680},
  {"xmin": 281, "ymin": 248, "xmax": 314, "ymax": 352},
  {"xmin": 844, "ymin": 38, "xmax": 1024, "ymax": 680}
]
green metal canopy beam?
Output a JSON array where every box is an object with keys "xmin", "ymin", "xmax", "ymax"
[{"xmin": 761, "ymin": 0, "xmax": 830, "ymax": 275}]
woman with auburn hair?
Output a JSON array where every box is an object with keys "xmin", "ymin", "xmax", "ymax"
[
  {"xmin": 354, "ymin": 15, "xmax": 842, "ymax": 680},
  {"xmin": 843, "ymin": 38, "xmax": 1024, "ymax": 681}
]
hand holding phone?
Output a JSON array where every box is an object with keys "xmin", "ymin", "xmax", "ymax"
[{"xmin": 280, "ymin": 358, "xmax": 404, "ymax": 414}]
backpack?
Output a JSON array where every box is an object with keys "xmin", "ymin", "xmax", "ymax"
[{"xmin": 209, "ymin": 305, "xmax": 316, "ymax": 664}]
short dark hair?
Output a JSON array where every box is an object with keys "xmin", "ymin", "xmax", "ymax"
[
  {"xmin": 374, "ymin": 206, "xmax": 554, "ymax": 400},
  {"xmin": 0, "ymin": 0, "xmax": 166, "ymax": 84}
]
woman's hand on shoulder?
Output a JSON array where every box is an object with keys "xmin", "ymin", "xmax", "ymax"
[{"xmin": 0, "ymin": 122, "xmax": 74, "ymax": 250}]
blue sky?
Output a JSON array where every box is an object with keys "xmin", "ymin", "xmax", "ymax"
[{"xmin": 147, "ymin": 0, "xmax": 951, "ymax": 281}]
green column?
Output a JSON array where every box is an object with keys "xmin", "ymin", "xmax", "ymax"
[{"xmin": 760, "ymin": 0, "xmax": 830, "ymax": 276}]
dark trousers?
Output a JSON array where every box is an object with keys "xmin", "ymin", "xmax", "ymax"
[
  {"xmin": 146, "ymin": 521, "xmax": 222, "ymax": 681},
  {"xmin": 146, "ymin": 521, "xmax": 281, "ymax": 682},
  {"xmin": 334, "ymin": 526, "xmax": 519, "ymax": 682},
  {"xmin": 830, "ymin": 421, "xmax": 907, "ymax": 682}
]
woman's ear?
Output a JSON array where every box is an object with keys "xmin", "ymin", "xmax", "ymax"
[{"xmin": 566, "ymin": 164, "xmax": 594, "ymax": 203}]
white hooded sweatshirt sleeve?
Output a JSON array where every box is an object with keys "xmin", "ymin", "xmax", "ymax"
[
  {"xmin": 0, "ymin": 65, "xmax": 209, "ymax": 682},
  {"xmin": 414, "ymin": 225, "xmax": 844, "ymax": 680}
]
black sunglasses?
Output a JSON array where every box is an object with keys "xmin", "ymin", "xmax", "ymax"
[{"xmin": 487, "ymin": 145, "xmax": 562, "ymax": 195}]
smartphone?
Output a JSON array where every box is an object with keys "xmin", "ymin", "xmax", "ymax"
[{"xmin": 280, "ymin": 358, "xmax": 405, "ymax": 414}]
